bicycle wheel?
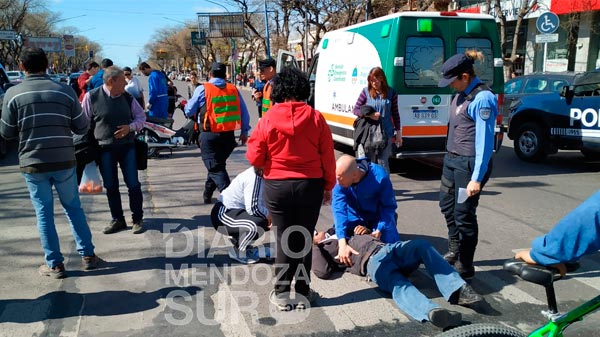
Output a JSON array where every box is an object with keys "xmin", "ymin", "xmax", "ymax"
[{"xmin": 436, "ymin": 323, "xmax": 527, "ymax": 337}]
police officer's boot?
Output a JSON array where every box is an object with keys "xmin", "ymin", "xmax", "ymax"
[
  {"xmin": 456, "ymin": 239, "xmax": 477, "ymax": 279},
  {"xmin": 443, "ymin": 237, "xmax": 460, "ymax": 265}
]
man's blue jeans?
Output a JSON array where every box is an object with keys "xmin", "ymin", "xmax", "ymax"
[
  {"xmin": 366, "ymin": 239, "xmax": 465, "ymax": 322},
  {"xmin": 98, "ymin": 143, "xmax": 143, "ymax": 223},
  {"xmin": 23, "ymin": 167, "xmax": 95, "ymax": 268}
]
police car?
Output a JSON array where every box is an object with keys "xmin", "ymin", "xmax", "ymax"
[{"xmin": 507, "ymin": 69, "xmax": 600, "ymax": 162}]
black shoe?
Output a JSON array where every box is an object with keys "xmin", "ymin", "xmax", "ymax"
[
  {"xmin": 103, "ymin": 219, "xmax": 127, "ymax": 234},
  {"xmin": 132, "ymin": 220, "xmax": 144, "ymax": 234},
  {"xmin": 455, "ymin": 284, "xmax": 484, "ymax": 307},
  {"xmin": 443, "ymin": 251, "xmax": 459, "ymax": 265},
  {"xmin": 203, "ymin": 197, "xmax": 212, "ymax": 204},
  {"xmin": 455, "ymin": 262, "xmax": 475, "ymax": 279},
  {"xmin": 428, "ymin": 308, "xmax": 462, "ymax": 329}
]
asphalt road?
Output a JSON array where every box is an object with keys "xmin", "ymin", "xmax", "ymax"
[{"xmin": 0, "ymin": 77, "xmax": 599, "ymax": 337}]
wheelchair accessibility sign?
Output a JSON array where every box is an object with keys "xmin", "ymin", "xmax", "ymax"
[{"xmin": 536, "ymin": 12, "xmax": 559, "ymax": 34}]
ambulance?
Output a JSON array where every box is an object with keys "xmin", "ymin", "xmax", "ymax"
[{"xmin": 280, "ymin": 11, "xmax": 505, "ymax": 158}]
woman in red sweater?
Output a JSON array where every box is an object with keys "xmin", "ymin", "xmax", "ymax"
[{"xmin": 246, "ymin": 66, "xmax": 336, "ymax": 311}]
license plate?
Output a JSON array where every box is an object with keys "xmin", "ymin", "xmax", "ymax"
[{"xmin": 413, "ymin": 110, "xmax": 439, "ymax": 119}]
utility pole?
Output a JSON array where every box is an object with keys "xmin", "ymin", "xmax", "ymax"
[{"xmin": 264, "ymin": 0, "xmax": 271, "ymax": 59}]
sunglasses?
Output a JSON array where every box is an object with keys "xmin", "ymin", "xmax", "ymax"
[{"xmin": 124, "ymin": 73, "xmax": 131, "ymax": 76}]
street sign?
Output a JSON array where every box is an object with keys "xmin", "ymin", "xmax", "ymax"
[
  {"xmin": 191, "ymin": 31, "xmax": 206, "ymax": 46},
  {"xmin": 536, "ymin": 33, "xmax": 559, "ymax": 43},
  {"xmin": 536, "ymin": 12, "xmax": 559, "ymax": 34},
  {"xmin": 0, "ymin": 30, "xmax": 16, "ymax": 40}
]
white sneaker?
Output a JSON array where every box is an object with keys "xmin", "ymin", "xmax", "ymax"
[{"xmin": 228, "ymin": 246, "xmax": 260, "ymax": 264}]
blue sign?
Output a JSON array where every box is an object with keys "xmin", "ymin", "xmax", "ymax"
[{"xmin": 536, "ymin": 12, "xmax": 559, "ymax": 34}]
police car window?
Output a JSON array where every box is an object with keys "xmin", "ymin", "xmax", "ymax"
[
  {"xmin": 573, "ymin": 82, "xmax": 600, "ymax": 96},
  {"xmin": 551, "ymin": 80, "xmax": 569, "ymax": 93},
  {"xmin": 523, "ymin": 79, "xmax": 548, "ymax": 94},
  {"xmin": 456, "ymin": 38, "xmax": 494, "ymax": 85},
  {"xmin": 404, "ymin": 37, "xmax": 444, "ymax": 87},
  {"xmin": 504, "ymin": 78, "xmax": 523, "ymax": 94}
]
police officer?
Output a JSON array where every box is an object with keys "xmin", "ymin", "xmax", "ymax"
[
  {"xmin": 437, "ymin": 50, "xmax": 498, "ymax": 279},
  {"xmin": 184, "ymin": 62, "xmax": 251, "ymax": 204},
  {"xmin": 253, "ymin": 59, "xmax": 276, "ymax": 116}
]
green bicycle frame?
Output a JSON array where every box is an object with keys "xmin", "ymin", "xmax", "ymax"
[{"xmin": 528, "ymin": 294, "xmax": 600, "ymax": 337}]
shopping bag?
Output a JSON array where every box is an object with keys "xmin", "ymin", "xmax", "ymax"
[
  {"xmin": 135, "ymin": 138, "xmax": 148, "ymax": 170},
  {"xmin": 78, "ymin": 162, "xmax": 103, "ymax": 194}
]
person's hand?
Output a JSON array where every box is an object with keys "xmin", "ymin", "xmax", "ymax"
[
  {"xmin": 336, "ymin": 241, "xmax": 359, "ymax": 267},
  {"xmin": 394, "ymin": 136, "xmax": 403, "ymax": 147},
  {"xmin": 371, "ymin": 230, "xmax": 381, "ymax": 240},
  {"xmin": 367, "ymin": 112, "xmax": 381, "ymax": 121},
  {"xmin": 354, "ymin": 225, "xmax": 372, "ymax": 235},
  {"xmin": 114, "ymin": 125, "xmax": 131, "ymax": 139},
  {"xmin": 253, "ymin": 90, "xmax": 262, "ymax": 101},
  {"xmin": 266, "ymin": 215, "xmax": 272, "ymax": 230},
  {"xmin": 239, "ymin": 134, "xmax": 248, "ymax": 145},
  {"xmin": 466, "ymin": 180, "xmax": 481, "ymax": 197},
  {"xmin": 515, "ymin": 249, "xmax": 567, "ymax": 276},
  {"xmin": 322, "ymin": 190, "xmax": 332, "ymax": 205}
]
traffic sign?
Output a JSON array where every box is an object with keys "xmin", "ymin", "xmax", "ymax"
[
  {"xmin": 535, "ymin": 33, "xmax": 559, "ymax": 44},
  {"xmin": 0, "ymin": 30, "xmax": 16, "ymax": 40},
  {"xmin": 536, "ymin": 12, "xmax": 559, "ymax": 34}
]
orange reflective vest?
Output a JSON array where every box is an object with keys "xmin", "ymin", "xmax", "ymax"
[
  {"xmin": 202, "ymin": 83, "xmax": 242, "ymax": 132},
  {"xmin": 261, "ymin": 81, "xmax": 273, "ymax": 115}
]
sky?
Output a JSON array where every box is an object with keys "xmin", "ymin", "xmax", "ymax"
[{"xmin": 48, "ymin": 0, "xmax": 238, "ymax": 69}]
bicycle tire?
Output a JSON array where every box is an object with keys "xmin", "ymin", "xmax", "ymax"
[{"xmin": 436, "ymin": 323, "xmax": 527, "ymax": 337}]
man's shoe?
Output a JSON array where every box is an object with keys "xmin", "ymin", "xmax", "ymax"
[
  {"xmin": 428, "ymin": 308, "xmax": 462, "ymax": 329},
  {"xmin": 132, "ymin": 220, "xmax": 144, "ymax": 234},
  {"xmin": 39, "ymin": 263, "xmax": 66, "ymax": 279},
  {"xmin": 295, "ymin": 289, "xmax": 320, "ymax": 310},
  {"xmin": 269, "ymin": 290, "xmax": 293, "ymax": 311},
  {"xmin": 228, "ymin": 246, "xmax": 260, "ymax": 264},
  {"xmin": 82, "ymin": 255, "xmax": 100, "ymax": 270},
  {"xmin": 103, "ymin": 219, "xmax": 127, "ymax": 234},
  {"xmin": 455, "ymin": 284, "xmax": 484, "ymax": 307},
  {"xmin": 443, "ymin": 251, "xmax": 459, "ymax": 265},
  {"xmin": 455, "ymin": 262, "xmax": 475, "ymax": 279},
  {"xmin": 203, "ymin": 197, "xmax": 212, "ymax": 204}
]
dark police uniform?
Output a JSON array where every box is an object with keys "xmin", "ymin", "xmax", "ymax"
[{"xmin": 437, "ymin": 53, "xmax": 498, "ymax": 279}]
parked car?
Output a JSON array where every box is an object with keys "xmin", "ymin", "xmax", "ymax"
[
  {"xmin": 501, "ymin": 72, "xmax": 578, "ymax": 119},
  {"xmin": 507, "ymin": 69, "xmax": 600, "ymax": 162},
  {"xmin": 0, "ymin": 64, "xmax": 14, "ymax": 158},
  {"xmin": 6, "ymin": 70, "xmax": 24, "ymax": 84}
]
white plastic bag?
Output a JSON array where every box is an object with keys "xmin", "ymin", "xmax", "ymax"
[{"xmin": 78, "ymin": 162, "xmax": 103, "ymax": 194}]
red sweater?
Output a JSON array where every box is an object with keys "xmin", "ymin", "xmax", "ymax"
[{"xmin": 246, "ymin": 102, "xmax": 336, "ymax": 191}]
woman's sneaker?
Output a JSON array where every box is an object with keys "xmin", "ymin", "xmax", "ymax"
[
  {"xmin": 269, "ymin": 290, "xmax": 293, "ymax": 311},
  {"xmin": 228, "ymin": 246, "xmax": 260, "ymax": 264},
  {"xmin": 295, "ymin": 289, "xmax": 320, "ymax": 310}
]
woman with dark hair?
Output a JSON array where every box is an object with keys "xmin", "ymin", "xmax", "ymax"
[
  {"xmin": 352, "ymin": 67, "xmax": 402, "ymax": 173},
  {"xmin": 246, "ymin": 66, "xmax": 336, "ymax": 311}
]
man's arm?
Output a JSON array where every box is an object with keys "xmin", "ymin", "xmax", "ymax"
[
  {"xmin": 374, "ymin": 173, "xmax": 397, "ymax": 235},
  {"xmin": 129, "ymin": 99, "xmax": 146, "ymax": 132},
  {"xmin": 519, "ymin": 190, "xmax": 600, "ymax": 267},
  {"xmin": 184, "ymin": 85, "xmax": 205, "ymax": 118},
  {"xmin": 0, "ymin": 91, "xmax": 18, "ymax": 140},
  {"xmin": 69, "ymin": 88, "xmax": 88, "ymax": 135}
]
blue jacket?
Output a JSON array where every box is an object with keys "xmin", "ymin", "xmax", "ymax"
[
  {"xmin": 88, "ymin": 69, "xmax": 104, "ymax": 90},
  {"xmin": 147, "ymin": 70, "xmax": 169, "ymax": 118},
  {"xmin": 332, "ymin": 162, "xmax": 398, "ymax": 243},
  {"xmin": 530, "ymin": 190, "xmax": 600, "ymax": 265}
]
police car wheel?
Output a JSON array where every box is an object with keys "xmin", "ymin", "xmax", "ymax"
[{"xmin": 514, "ymin": 122, "xmax": 547, "ymax": 163}]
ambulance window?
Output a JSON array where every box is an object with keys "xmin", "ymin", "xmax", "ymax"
[
  {"xmin": 404, "ymin": 37, "xmax": 444, "ymax": 87},
  {"xmin": 456, "ymin": 38, "xmax": 494, "ymax": 85}
]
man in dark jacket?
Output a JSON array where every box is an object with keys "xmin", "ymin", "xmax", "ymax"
[
  {"xmin": 0, "ymin": 48, "xmax": 99, "ymax": 278},
  {"xmin": 312, "ymin": 231, "xmax": 484, "ymax": 329}
]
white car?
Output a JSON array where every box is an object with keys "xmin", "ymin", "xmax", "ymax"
[{"xmin": 6, "ymin": 70, "xmax": 24, "ymax": 84}]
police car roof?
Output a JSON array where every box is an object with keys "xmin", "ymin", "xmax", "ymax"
[{"xmin": 574, "ymin": 69, "xmax": 600, "ymax": 86}]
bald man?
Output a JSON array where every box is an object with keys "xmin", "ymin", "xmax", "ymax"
[{"xmin": 332, "ymin": 155, "xmax": 400, "ymax": 266}]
